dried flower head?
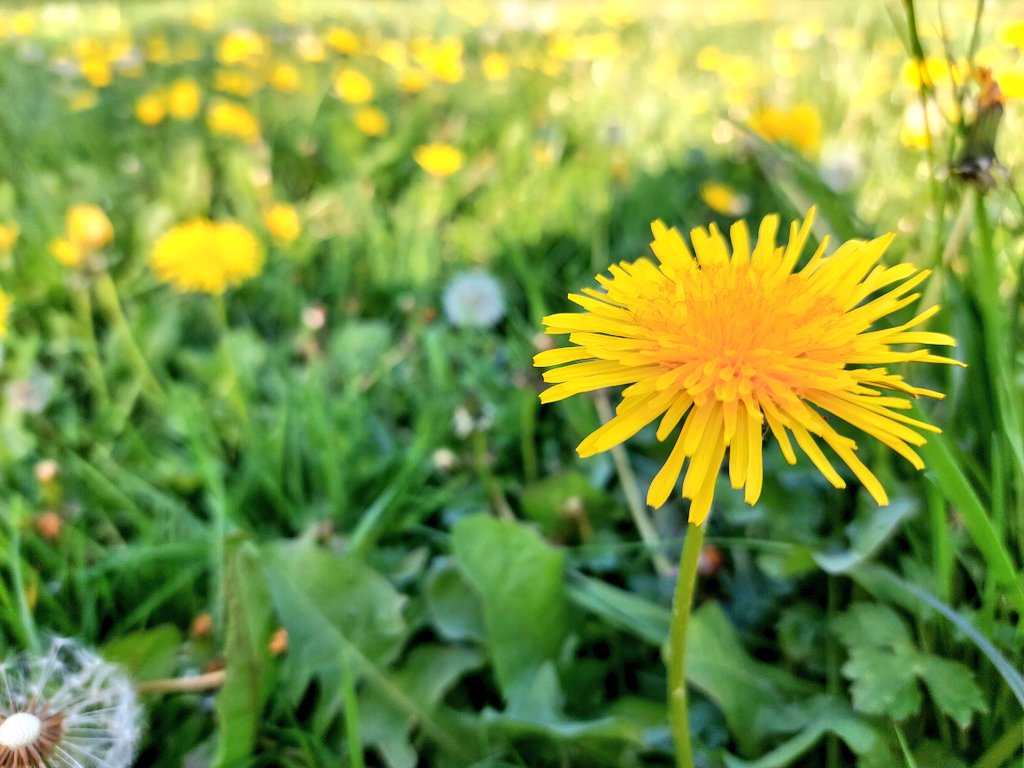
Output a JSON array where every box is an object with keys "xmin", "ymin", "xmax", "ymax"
[
  {"xmin": 535, "ymin": 208, "xmax": 959, "ymax": 524},
  {"xmin": 0, "ymin": 637, "xmax": 141, "ymax": 768}
]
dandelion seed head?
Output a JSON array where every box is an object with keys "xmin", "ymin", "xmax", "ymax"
[{"xmin": 442, "ymin": 270, "xmax": 505, "ymax": 329}]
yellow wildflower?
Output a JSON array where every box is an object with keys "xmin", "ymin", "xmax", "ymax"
[
  {"xmin": 699, "ymin": 182, "xmax": 751, "ymax": 217},
  {"xmin": 79, "ymin": 56, "xmax": 111, "ymax": 88},
  {"xmin": 325, "ymin": 27, "xmax": 360, "ymax": 54},
  {"xmin": 354, "ymin": 106, "xmax": 389, "ymax": 136},
  {"xmin": 414, "ymin": 143, "xmax": 464, "ymax": 177},
  {"xmin": 167, "ymin": 78, "xmax": 202, "ymax": 120},
  {"xmin": 749, "ymin": 104, "xmax": 822, "ymax": 155},
  {"xmin": 269, "ymin": 62, "xmax": 301, "ymax": 93},
  {"xmin": 333, "ymin": 68, "xmax": 374, "ymax": 103},
  {"xmin": 150, "ymin": 219, "xmax": 263, "ymax": 295},
  {"xmin": 263, "ymin": 203, "xmax": 301, "ymax": 243},
  {"xmin": 49, "ymin": 238, "xmax": 84, "ymax": 268},
  {"xmin": 207, "ymin": 99, "xmax": 261, "ymax": 142},
  {"xmin": 295, "ymin": 33, "xmax": 326, "ymax": 63},
  {"xmin": 535, "ymin": 208, "xmax": 958, "ymax": 524},
  {"xmin": 213, "ymin": 69, "xmax": 261, "ymax": 97},
  {"xmin": 0, "ymin": 288, "xmax": 9, "ymax": 336},
  {"xmin": 66, "ymin": 205, "xmax": 113, "ymax": 250},
  {"xmin": 0, "ymin": 223, "xmax": 20, "ymax": 252},
  {"xmin": 998, "ymin": 19, "xmax": 1024, "ymax": 48},
  {"xmin": 482, "ymin": 51, "xmax": 510, "ymax": 82},
  {"xmin": 399, "ymin": 68, "xmax": 429, "ymax": 94},
  {"xmin": 135, "ymin": 91, "xmax": 166, "ymax": 125},
  {"xmin": 217, "ymin": 28, "xmax": 265, "ymax": 66}
]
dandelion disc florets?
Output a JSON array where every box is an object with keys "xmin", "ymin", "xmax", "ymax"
[
  {"xmin": 0, "ymin": 637, "xmax": 141, "ymax": 768},
  {"xmin": 535, "ymin": 208, "xmax": 960, "ymax": 524}
]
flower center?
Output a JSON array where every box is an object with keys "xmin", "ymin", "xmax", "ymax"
[{"xmin": 0, "ymin": 712, "xmax": 41, "ymax": 749}]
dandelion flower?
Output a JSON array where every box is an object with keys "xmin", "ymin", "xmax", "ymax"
[
  {"xmin": 333, "ymin": 68, "xmax": 374, "ymax": 104},
  {"xmin": 207, "ymin": 99, "xmax": 261, "ymax": 142},
  {"xmin": 0, "ymin": 223, "xmax": 20, "ymax": 252},
  {"xmin": 150, "ymin": 219, "xmax": 263, "ymax": 295},
  {"xmin": 699, "ymin": 182, "xmax": 750, "ymax": 217},
  {"xmin": 0, "ymin": 637, "xmax": 141, "ymax": 768},
  {"xmin": 166, "ymin": 78, "xmax": 202, "ymax": 120},
  {"xmin": 0, "ymin": 288, "xmax": 10, "ymax": 337},
  {"xmin": 749, "ymin": 104, "xmax": 822, "ymax": 155},
  {"xmin": 134, "ymin": 91, "xmax": 166, "ymax": 125},
  {"xmin": 354, "ymin": 106, "xmax": 389, "ymax": 136},
  {"xmin": 49, "ymin": 239, "xmax": 84, "ymax": 269},
  {"xmin": 65, "ymin": 205, "xmax": 113, "ymax": 251},
  {"xmin": 442, "ymin": 269, "xmax": 505, "ymax": 328},
  {"xmin": 414, "ymin": 143, "xmax": 464, "ymax": 177},
  {"xmin": 535, "ymin": 208, "xmax": 958, "ymax": 524},
  {"xmin": 263, "ymin": 203, "xmax": 301, "ymax": 243}
]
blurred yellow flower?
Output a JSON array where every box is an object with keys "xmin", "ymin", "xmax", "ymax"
[
  {"xmin": 549, "ymin": 32, "xmax": 621, "ymax": 62},
  {"xmin": 354, "ymin": 106, "xmax": 389, "ymax": 136},
  {"xmin": 994, "ymin": 66, "xmax": 1024, "ymax": 99},
  {"xmin": 146, "ymin": 35, "xmax": 171, "ymax": 63},
  {"xmin": 416, "ymin": 37, "xmax": 465, "ymax": 83},
  {"xmin": 997, "ymin": 19, "xmax": 1024, "ymax": 48},
  {"xmin": 269, "ymin": 62, "xmax": 301, "ymax": 93},
  {"xmin": 901, "ymin": 56, "xmax": 967, "ymax": 91},
  {"xmin": 167, "ymin": 78, "xmax": 202, "ymax": 120},
  {"xmin": 482, "ymin": 51, "xmax": 510, "ymax": 81},
  {"xmin": 66, "ymin": 205, "xmax": 113, "ymax": 250},
  {"xmin": 0, "ymin": 288, "xmax": 10, "ymax": 337},
  {"xmin": 10, "ymin": 11, "xmax": 35, "ymax": 37},
  {"xmin": 79, "ymin": 57, "xmax": 112, "ymax": 88},
  {"xmin": 68, "ymin": 90, "xmax": 98, "ymax": 112},
  {"xmin": 214, "ymin": 69, "xmax": 261, "ymax": 97},
  {"xmin": 334, "ymin": 68, "xmax": 374, "ymax": 103},
  {"xmin": 295, "ymin": 33, "xmax": 327, "ymax": 63},
  {"xmin": 414, "ymin": 143, "xmax": 464, "ymax": 177},
  {"xmin": 375, "ymin": 39, "xmax": 407, "ymax": 69},
  {"xmin": 399, "ymin": 68, "xmax": 429, "ymax": 93},
  {"xmin": 900, "ymin": 100, "xmax": 944, "ymax": 149},
  {"xmin": 150, "ymin": 219, "xmax": 263, "ymax": 294},
  {"xmin": 0, "ymin": 223, "xmax": 20, "ymax": 252},
  {"xmin": 325, "ymin": 27, "xmax": 360, "ymax": 54},
  {"xmin": 749, "ymin": 104, "xmax": 822, "ymax": 154},
  {"xmin": 699, "ymin": 182, "xmax": 751, "ymax": 217},
  {"xmin": 49, "ymin": 238, "xmax": 84, "ymax": 268},
  {"xmin": 263, "ymin": 203, "xmax": 301, "ymax": 243},
  {"xmin": 217, "ymin": 28, "xmax": 265, "ymax": 65},
  {"xmin": 207, "ymin": 99, "xmax": 261, "ymax": 142},
  {"xmin": 135, "ymin": 91, "xmax": 166, "ymax": 125}
]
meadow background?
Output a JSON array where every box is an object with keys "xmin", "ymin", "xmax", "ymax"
[{"xmin": 0, "ymin": 0, "xmax": 1022, "ymax": 766}]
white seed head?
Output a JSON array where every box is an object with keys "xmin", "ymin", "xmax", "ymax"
[
  {"xmin": 0, "ymin": 712, "xmax": 42, "ymax": 748},
  {"xmin": 442, "ymin": 270, "xmax": 506, "ymax": 329}
]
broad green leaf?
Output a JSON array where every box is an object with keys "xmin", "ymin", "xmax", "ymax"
[
  {"xmin": 214, "ymin": 538, "xmax": 273, "ymax": 768},
  {"xmin": 103, "ymin": 624, "xmax": 182, "ymax": 683},
  {"xmin": 832, "ymin": 603, "xmax": 912, "ymax": 649},
  {"xmin": 451, "ymin": 515, "xmax": 567, "ymax": 710},
  {"xmin": 264, "ymin": 535, "xmax": 405, "ymax": 664},
  {"xmin": 915, "ymin": 656, "xmax": 986, "ymax": 729},
  {"xmin": 423, "ymin": 560, "xmax": 486, "ymax": 643},
  {"xmin": 519, "ymin": 471, "xmax": 610, "ymax": 535},
  {"xmin": 723, "ymin": 696, "xmax": 876, "ymax": 768},
  {"xmin": 812, "ymin": 501, "xmax": 917, "ymax": 574},
  {"xmin": 687, "ymin": 602, "xmax": 817, "ymax": 755},
  {"xmin": 841, "ymin": 647, "xmax": 921, "ymax": 720},
  {"xmin": 360, "ymin": 645, "xmax": 483, "ymax": 768},
  {"xmin": 566, "ymin": 571, "xmax": 670, "ymax": 646}
]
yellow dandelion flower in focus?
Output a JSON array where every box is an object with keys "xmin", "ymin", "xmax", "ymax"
[
  {"xmin": 699, "ymin": 182, "xmax": 751, "ymax": 217},
  {"xmin": 135, "ymin": 91, "xmax": 166, "ymax": 125},
  {"xmin": 414, "ymin": 143, "xmax": 464, "ymax": 177},
  {"xmin": 66, "ymin": 205, "xmax": 113, "ymax": 250},
  {"xmin": 354, "ymin": 106, "xmax": 389, "ymax": 136},
  {"xmin": 167, "ymin": 78, "xmax": 202, "ymax": 120},
  {"xmin": 749, "ymin": 104, "xmax": 822, "ymax": 155},
  {"xmin": 334, "ymin": 68, "xmax": 374, "ymax": 104},
  {"xmin": 263, "ymin": 203, "xmax": 301, "ymax": 243},
  {"xmin": 0, "ymin": 223, "xmax": 20, "ymax": 252},
  {"xmin": 535, "ymin": 208, "xmax": 959, "ymax": 524},
  {"xmin": 207, "ymin": 99, "xmax": 261, "ymax": 142},
  {"xmin": 150, "ymin": 219, "xmax": 263, "ymax": 295},
  {"xmin": 49, "ymin": 238, "xmax": 84, "ymax": 268}
]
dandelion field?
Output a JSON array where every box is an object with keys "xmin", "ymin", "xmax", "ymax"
[{"xmin": 0, "ymin": 1, "xmax": 1023, "ymax": 766}]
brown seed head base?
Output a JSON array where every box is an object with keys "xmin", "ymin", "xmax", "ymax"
[{"xmin": 0, "ymin": 704, "xmax": 65, "ymax": 768}]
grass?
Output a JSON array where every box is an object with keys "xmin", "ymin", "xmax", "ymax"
[{"xmin": 0, "ymin": 1, "xmax": 1021, "ymax": 766}]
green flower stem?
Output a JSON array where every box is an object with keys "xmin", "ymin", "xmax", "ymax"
[
  {"xmin": 668, "ymin": 521, "xmax": 706, "ymax": 768},
  {"xmin": 93, "ymin": 272, "xmax": 166, "ymax": 405},
  {"xmin": 71, "ymin": 285, "xmax": 109, "ymax": 412},
  {"xmin": 8, "ymin": 498, "xmax": 40, "ymax": 654},
  {"xmin": 212, "ymin": 295, "xmax": 248, "ymax": 427}
]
